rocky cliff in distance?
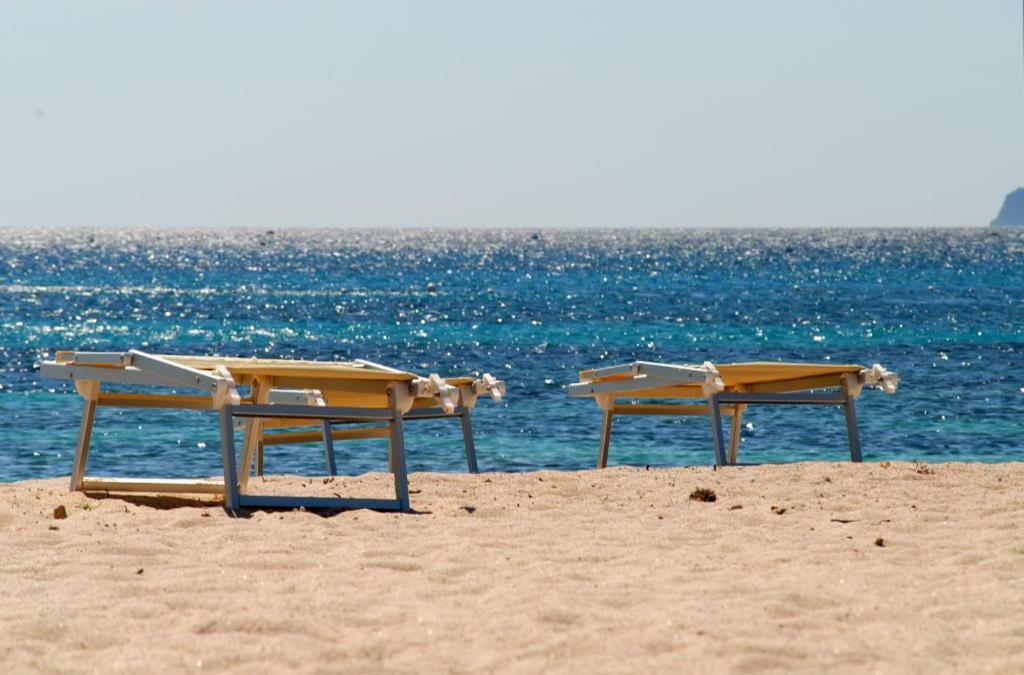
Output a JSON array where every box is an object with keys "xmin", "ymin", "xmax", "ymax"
[{"xmin": 991, "ymin": 188, "xmax": 1024, "ymax": 226}]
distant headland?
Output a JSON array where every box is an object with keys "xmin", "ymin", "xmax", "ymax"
[{"xmin": 991, "ymin": 188, "xmax": 1024, "ymax": 226}]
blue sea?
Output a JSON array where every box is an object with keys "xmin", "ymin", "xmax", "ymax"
[{"xmin": 1, "ymin": 227, "xmax": 1022, "ymax": 482}]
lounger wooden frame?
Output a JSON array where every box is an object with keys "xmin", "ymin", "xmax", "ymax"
[
  {"xmin": 568, "ymin": 361, "xmax": 898, "ymax": 467},
  {"xmin": 41, "ymin": 350, "xmax": 506, "ymax": 511}
]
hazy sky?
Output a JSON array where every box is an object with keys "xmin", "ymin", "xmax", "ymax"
[{"xmin": 2, "ymin": 1, "xmax": 1022, "ymax": 228}]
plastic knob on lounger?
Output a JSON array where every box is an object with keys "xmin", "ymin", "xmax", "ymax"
[
  {"xmin": 869, "ymin": 364, "xmax": 899, "ymax": 395},
  {"xmin": 480, "ymin": 373, "xmax": 504, "ymax": 401},
  {"xmin": 427, "ymin": 373, "xmax": 457, "ymax": 414},
  {"xmin": 700, "ymin": 361, "xmax": 725, "ymax": 397}
]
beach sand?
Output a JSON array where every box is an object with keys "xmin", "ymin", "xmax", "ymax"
[{"xmin": 1, "ymin": 461, "xmax": 1022, "ymax": 673}]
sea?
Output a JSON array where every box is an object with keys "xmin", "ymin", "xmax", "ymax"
[{"xmin": 1, "ymin": 227, "xmax": 1022, "ymax": 483}]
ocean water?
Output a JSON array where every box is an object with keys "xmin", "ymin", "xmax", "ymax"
[{"xmin": 1, "ymin": 227, "xmax": 1022, "ymax": 482}]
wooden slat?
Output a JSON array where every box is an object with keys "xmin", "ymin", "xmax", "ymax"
[
  {"xmin": 96, "ymin": 393, "xmax": 213, "ymax": 410},
  {"xmin": 716, "ymin": 362, "xmax": 861, "ymax": 387},
  {"xmin": 610, "ymin": 384, "xmax": 705, "ymax": 398},
  {"xmin": 744, "ymin": 374, "xmax": 847, "ymax": 394},
  {"xmin": 717, "ymin": 392, "xmax": 846, "ymax": 405},
  {"xmin": 81, "ymin": 477, "xmax": 224, "ymax": 494},
  {"xmin": 611, "ymin": 403, "xmax": 740, "ymax": 416},
  {"xmin": 161, "ymin": 355, "xmax": 416, "ymax": 381},
  {"xmin": 584, "ymin": 377, "xmax": 847, "ymax": 400},
  {"xmin": 262, "ymin": 425, "xmax": 389, "ymax": 446},
  {"xmin": 613, "ymin": 403, "xmax": 709, "ymax": 416},
  {"xmin": 261, "ymin": 377, "xmax": 393, "ymax": 400},
  {"xmin": 409, "ymin": 398, "xmax": 447, "ymax": 410},
  {"xmin": 579, "ymin": 361, "xmax": 865, "ymax": 391}
]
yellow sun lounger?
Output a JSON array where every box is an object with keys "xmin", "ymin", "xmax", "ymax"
[
  {"xmin": 568, "ymin": 361, "xmax": 898, "ymax": 467},
  {"xmin": 40, "ymin": 350, "xmax": 505, "ymax": 511}
]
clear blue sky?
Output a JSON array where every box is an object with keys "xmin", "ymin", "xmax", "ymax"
[{"xmin": 2, "ymin": 1, "xmax": 1022, "ymax": 228}]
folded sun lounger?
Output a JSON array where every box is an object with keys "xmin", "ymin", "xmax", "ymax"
[
  {"xmin": 40, "ymin": 350, "xmax": 505, "ymax": 511},
  {"xmin": 568, "ymin": 361, "xmax": 898, "ymax": 467}
]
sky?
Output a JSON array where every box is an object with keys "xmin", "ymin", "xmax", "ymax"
[{"xmin": 1, "ymin": 1, "xmax": 1022, "ymax": 228}]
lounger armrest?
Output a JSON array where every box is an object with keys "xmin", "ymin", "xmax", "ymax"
[
  {"xmin": 588, "ymin": 361, "xmax": 710, "ymax": 383},
  {"xmin": 569, "ymin": 362, "xmax": 722, "ymax": 398},
  {"xmin": 39, "ymin": 350, "xmax": 241, "ymax": 409}
]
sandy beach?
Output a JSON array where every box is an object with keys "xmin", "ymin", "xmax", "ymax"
[{"xmin": 1, "ymin": 461, "xmax": 1022, "ymax": 673}]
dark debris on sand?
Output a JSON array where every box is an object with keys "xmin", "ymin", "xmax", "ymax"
[{"xmin": 689, "ymin": 488, "xmax": 717, "ymax": 503}]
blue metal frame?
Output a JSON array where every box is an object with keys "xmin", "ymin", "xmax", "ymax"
[{"xmin": 219, "ymin": 394, "xmax": 411, "ymax": 512}]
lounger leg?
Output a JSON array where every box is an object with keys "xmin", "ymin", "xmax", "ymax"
[
  {"xmin": 728, "ymin": 404, "xmax": 746, "ymax": 465},
  {"xmin": 69, "ymin": 398, "xmax": 97, "ymax": 492},
  {"xmin": 388, "ymin": 435, "xmax": 397, "ymax": 474},
  {"xmin": 239, "ymin": 422, "xmax": 263, "ymax": 487},
  {"xmin": 322, "ymin": 420, "xmax": 338, "ymax": 476},
  {"xmin": 388, "ymin": 391, "xmax": 411, "ymax": 512},
  {"xmin": 708, "ymin": 394, "xmax": 727, "ymax": 467},
  {"xmin": 460, "ymin": 409, "xmax": 479, "ymax": 474},
  {"xmin": 219, "ymin": 406, "xmax": 240, "ymax": 510},
  {"xmin": 240, "ymin": 378, "xmax": 269, "ymax": 487},
  {"xmin": 844, "ymin": 395, "xmax": 862, "ymax": 463},
  {"xmin": 598, "ymin": 410, "xmax": 614, "ymax": 469}
]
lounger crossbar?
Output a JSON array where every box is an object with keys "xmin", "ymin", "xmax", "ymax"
[
  {"xmin": 262, "ymin": 425, "xmax": 390, "ymax": 446},
  {"xmin": 41, "ymin": 349, "xmax": 506, "ymax": 511},
  {"xmin": 569, "ymin": 360, "xmax": 898, "ymax": 468}
]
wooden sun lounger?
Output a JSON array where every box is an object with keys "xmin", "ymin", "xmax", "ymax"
[
  {"xmin": 567, "ymin": 360, "xmax": 898, "ymax": 467},
  {"xmin": 40, "ymin": 350, "xmax": 505, "ymax": 511}
]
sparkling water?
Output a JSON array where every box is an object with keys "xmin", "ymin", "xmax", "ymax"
[{"xmin": 1, "ymin": 227, "xmax": 1022, "ymax": 481}]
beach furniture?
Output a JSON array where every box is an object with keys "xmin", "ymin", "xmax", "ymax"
[
  {"xmin": 568, "ymin": 361, "xmax": 898, "ymax": 467},
  {"xmin": 40, "ymin": 350, "xmax": 505, "ymax": 511}
]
